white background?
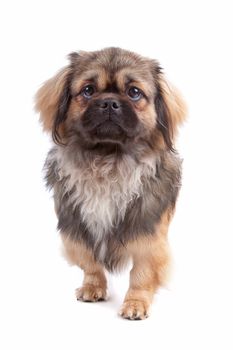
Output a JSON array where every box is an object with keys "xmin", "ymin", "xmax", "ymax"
[{"xmin": 0, "ymin": 0, "xmax": 233, "ymax": 349}]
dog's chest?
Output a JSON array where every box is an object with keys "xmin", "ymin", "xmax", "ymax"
[
  {"xmin": 54, "ymin": 150, "xmax": 156, "ymax": 241},
  {"xmin": 62, "ymin": 164, "xmax": 144, "ymax": 239}
]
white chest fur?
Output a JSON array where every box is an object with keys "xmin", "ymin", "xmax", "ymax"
[{"xmin": 51, "ymin": 146, "xmax": 157, "ymax": 243}]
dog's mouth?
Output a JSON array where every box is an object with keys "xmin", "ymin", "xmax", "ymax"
[
  {"xmin": 85, "ymin": 116, "xmax": 141, "ymax": 145},
  {"xmin": 91, "ymin": 120, "xmax": 125, "ymax": 140}
]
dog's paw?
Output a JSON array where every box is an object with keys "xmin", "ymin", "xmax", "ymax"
[
  {"xmin": 75, "ymin": 284, "xmax": 107, "ymax": 302},
  {"xmin": 119, "ymin": 300, "xmax": 149, "ymax": 320}
]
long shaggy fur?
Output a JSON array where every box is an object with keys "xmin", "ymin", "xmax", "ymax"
[
  {"xmin": 44, "ymin": 141, "xmax": 181, "ymax": 268},
  {"xmin": 36, "ymin": 47, "xmax": 186, "ymax": 319}
]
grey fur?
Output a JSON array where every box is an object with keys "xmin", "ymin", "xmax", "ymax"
[{"xmin": 44, "ymin": 144, "xmax": 181, "ymax": 271}]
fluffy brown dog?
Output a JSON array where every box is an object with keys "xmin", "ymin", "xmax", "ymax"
[{"xmin": 35, "ymin": 47, "xmax": 186, "ymax": 320}]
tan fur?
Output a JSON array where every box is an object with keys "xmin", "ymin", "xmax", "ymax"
[
  {"xmin": 62, "ymin": 208, "xmax": 172, "ymax": 318},
  {"xmin": 159, "ymin": 77, "xmax": 187, "ymax": 139},
  {"xmin": 62, "ymin": 235, "xmax": 107, "ymax": 301},
  {"xmin": 35, "ymin": 67, "xmax": 71, "ymax": 131},
  {"xmin": 115, "ymin": 69, "xmax": 155, "ymax": 97},
  {"xmin": 67, "ymin": 95, "xmax": 87, "ymax": 122},
  {"xmin": 71, "ymin": 68, "xmax": 109, "ymax": 93},
  {"xmin": 119, "ymin": 208, "xmax": 173, "ymax": 319},
  {"xmin": 137, "ymin": 103, "xmax": 157, "ymax": 130}
]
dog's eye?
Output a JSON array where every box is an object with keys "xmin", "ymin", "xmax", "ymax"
[
  {"xmin": 81, "ymin": 85, "xmax": 96, "ymax": 99},
  {"xmin": 127, "ymin": 86, "xmax": 142, "ymax": 101}
]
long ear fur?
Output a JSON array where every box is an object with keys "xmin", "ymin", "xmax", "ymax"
[
  {"xmin": 35, "ymin": 66, "xmax": 72, "ymax": 142},
  {"xmin": 155, "ymin": 76, "xmax": 187, "ymax": 151}
]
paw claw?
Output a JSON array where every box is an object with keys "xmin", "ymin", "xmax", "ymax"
[
  {"xmin": 76, "ymin": 285, "xmax": 107, "ymax": 302},
  {"xmin": 119, "ymin": 300, "xmax": 149, "ymax": 320}
]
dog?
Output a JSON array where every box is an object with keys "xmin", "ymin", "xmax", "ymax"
[{"xmin": 35, "ymin": 47, "xmax": 186, "ymax": 320}]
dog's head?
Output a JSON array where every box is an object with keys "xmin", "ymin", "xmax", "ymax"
[{"xmin": 35, "ymin": 47, "xmax": 186, "ymax": 153}]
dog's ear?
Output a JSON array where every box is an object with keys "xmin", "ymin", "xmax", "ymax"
[
  {"xmin": 155, "ymin": 75, "xmax": 187, "ymax": 151},
  {"xmin": 35, "ymin": 65, "xmax": 73, "ymax": 143}
]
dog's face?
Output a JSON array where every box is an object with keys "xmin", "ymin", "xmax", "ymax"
[{"xmin": 36, "ymin": 47, "xmax": 186, "ymax": 152}]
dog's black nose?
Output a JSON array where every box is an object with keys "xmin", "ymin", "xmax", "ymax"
[{"xmin": 99, "ymin": 99, "xmax": 121, "ymax": 110}]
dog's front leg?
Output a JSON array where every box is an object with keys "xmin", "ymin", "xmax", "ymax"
[
  {"xmin": 62, "ymin": 236, "xmax": 107, "ymax": 302},
  {"xmin": 119, "ymin": 210, "xmax": 172, "ymax": 320}
]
